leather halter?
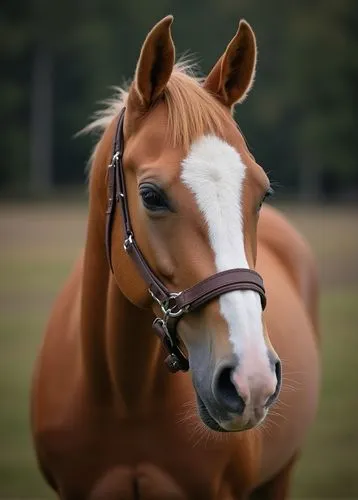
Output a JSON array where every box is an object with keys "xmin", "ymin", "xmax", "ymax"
[{"xmin": 105, "ymin": 108, "xmax": 266, "ymax": 373}]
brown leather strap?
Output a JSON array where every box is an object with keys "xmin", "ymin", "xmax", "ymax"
[
  {"xmin": 105, "ymin": 108, "xmax": 267, "ymax": 373},
  {"xmin": 105, "ymin": 110, "xmax": 125, "ymax": 273},
  {"xmin": 125, "ymin": 238, "xmax": 169, "ymax": 303},
  {"xmin": 176, "ymin": 268, "xmax": 266, "ymax": 312},
  {"xmin": 152, "ymin": 318, "xmax": 189, "ymax": 372},
  {"xmin": 106, "ymin": 109, "xmax": 171, "ymax": 302},
  {"xmin": 105, "ymin": 156, "xmax": 116, "ymax": 273}
]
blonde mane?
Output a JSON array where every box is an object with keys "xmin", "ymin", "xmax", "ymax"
[{"xmin": 84, "ymin": 62, "xmax": 231, "ymax": 152}]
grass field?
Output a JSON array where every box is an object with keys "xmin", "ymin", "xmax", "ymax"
[{"xmin": 0, "ymin": 201, "xmax": 357, "ymax": 499}]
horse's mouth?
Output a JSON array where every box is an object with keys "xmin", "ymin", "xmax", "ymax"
[
  {"xmin": 196, "ymin": 393, "xmax": 260, "ymax": 433},
  {"xmin": 196, "ymin": 394, "xmax": 228, "ymax": 433}
]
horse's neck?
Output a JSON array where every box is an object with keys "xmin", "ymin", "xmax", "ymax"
[
  {"xmin": 80, "ymin": 208, "xmax": 112, "ymax": 400},
  {"xmin": 80, "ymin": 209, "xmax": 169, "ymax": 412},
  {"xmin": 106, "ymin": 278, "xmax": 169, "ymax": 412}
]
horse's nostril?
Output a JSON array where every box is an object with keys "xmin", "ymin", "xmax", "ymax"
[
  {"xmin": 266, "ymin": 360, "xmax": 282, "ymax": 407},
  {"xmin": 275, "ymin": 359, "xmax": 282, "ymax": 386},
  {"xmin": 213, "ymin": 365, "xmax": 246, "ymax": 415}
]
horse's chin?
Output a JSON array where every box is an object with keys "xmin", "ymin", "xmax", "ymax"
[{"xmin": 196, "ymin": 394, "xmax": 263, "ymax": 433}]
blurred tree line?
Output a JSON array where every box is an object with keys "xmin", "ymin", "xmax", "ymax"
[{"xmin": 1, "ymin": 0, "xmax": 357, "ymax": 199}]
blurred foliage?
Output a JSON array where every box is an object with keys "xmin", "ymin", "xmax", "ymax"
[{"xmin": 1, "ymin": 0, "xmax": 357, "ymax": 197}]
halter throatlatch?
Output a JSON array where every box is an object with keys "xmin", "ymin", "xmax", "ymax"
[{"xmin": 105, "ymin": 108, "xmax": 267, "ymax": 373}]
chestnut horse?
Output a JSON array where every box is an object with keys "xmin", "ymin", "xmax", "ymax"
[{"xmin": 31, "ymin": 16, "xmax": 320, "ymax": 500}]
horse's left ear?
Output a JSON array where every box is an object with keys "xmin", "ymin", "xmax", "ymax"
[{"xmin": 203, "ymin": 20, "xmax": 257, "ymax": 108}]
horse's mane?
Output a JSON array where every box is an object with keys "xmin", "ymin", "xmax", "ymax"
[{"xmin": 84, "ymin": 61, "xmax": 230, "ymax": 152}]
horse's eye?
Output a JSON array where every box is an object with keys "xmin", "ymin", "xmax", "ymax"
[
  {"xmin": 139, "ymin": 183, "xmax": 170, "ymax": 212},
  {"xmin": 257, "ymin": 186, "xmax": 274, "ymax": 212}
]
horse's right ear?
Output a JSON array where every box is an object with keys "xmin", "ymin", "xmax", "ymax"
[
  {"xmin": 128, "ymin": 16, "xmax": 175, "ymax": 112},
  {"xmin": 203, "ymin": 20, "xmax": 257, "ymax": 109}
]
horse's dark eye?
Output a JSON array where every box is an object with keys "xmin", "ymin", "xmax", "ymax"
[
  {"xmin": 257, "ymin": 186, "xmax": 274, "ymax": 212},
  {"xmin": 139, "ymin": 183, "xmax": 170, "ymax": 212}
]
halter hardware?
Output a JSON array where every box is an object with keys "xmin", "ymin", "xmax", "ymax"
[
  {"xmin": 123, "ymin": 233, "xmax": 133, "ymax": 251},
  {"xmin": 105, "ymin": 108, "xmax": 267, "ymax": 373},
  {"xmin": 149, "ymin": 290, "xmax": 189, "ymax": 319}
]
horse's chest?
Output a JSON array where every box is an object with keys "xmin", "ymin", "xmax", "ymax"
[
  {"xmin": 44, "ymin": 418, "xmax": 232, "ymax": 500},
  {"xmin": 58, "ymin": 458, "xmax": 222, "ymax": 500},
  {"xmin": 88, "ymin": 464, "xmax": 187, "ymax": 500}
]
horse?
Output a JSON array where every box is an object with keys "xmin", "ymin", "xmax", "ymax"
[{"xmin": 31, "ymin": 16, "xmax": 320, "ymax": 500}]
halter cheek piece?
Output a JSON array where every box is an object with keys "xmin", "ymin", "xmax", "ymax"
[{"xmin": 105, "ymin": 109, "xmax": 267, "ymax": 373}]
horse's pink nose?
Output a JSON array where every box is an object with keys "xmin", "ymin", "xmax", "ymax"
[{"xmin": 212, "ymin": 359, "xmax": 281, "ymax": 415}]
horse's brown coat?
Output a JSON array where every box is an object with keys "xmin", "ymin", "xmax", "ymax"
[{"xmin": 31, "ymin": 17, "xmax": 320, "ymax": 500}]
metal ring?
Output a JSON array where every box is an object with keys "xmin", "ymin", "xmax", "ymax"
[
  {"xmin": 163, "ymin": 293, "xmax": 188, "ymax": 318},
  {"xmin": 149, "ymin": 290, "xmax": 188, "ymax": 318}
]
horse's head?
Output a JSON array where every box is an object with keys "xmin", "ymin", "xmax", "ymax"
[{"xmin": 98, "ymin": 16, "xmax": 281, "ymax": 432}]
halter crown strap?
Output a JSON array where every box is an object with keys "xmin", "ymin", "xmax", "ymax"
[{"xmin": 105, "ymin": 108, "xmax": 267, "ymax": 373}]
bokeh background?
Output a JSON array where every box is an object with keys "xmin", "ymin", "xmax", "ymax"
[{"xmin": 0, "ymin": 1, "xmax": 357, "ymax": 498}]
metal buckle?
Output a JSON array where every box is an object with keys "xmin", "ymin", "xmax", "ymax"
[
  {"xmin": 153, "ymin": 317, "xmax": 170, "ymax": 339},
  {"xmin": 112, "ymin": 151, "xmax": 119, "ymax": 163},
  {"xmin": 152, "ymin": 305, "xmax": 190, "ymax": 373},
  {"xmin": 123, "ymin": 233, "xmax": 133, "ymax": 251},
  {"xmin": 149, "ymin": 290, "xmax": 187, "ymax": 318}
]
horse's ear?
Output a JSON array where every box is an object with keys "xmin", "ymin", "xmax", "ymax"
[
  {"xmin": 203, "ymin": 20, "xmax": 257, "ymax": 108},
  {"xmin": 130, "ymin": 15, "xmax": 175, "ymax": 110}
]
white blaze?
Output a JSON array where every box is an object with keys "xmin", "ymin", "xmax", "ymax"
[{"xmin": 181, "ymin": 135, "xmax": 268, "ymax": 367}]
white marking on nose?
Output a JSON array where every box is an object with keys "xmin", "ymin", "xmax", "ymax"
[
  {"xmin": 231, "ymin": 367, "xmax": 277, "ymax": 408},
  {"xmin": 181, "ymin": 135, "xmax": 271, "ymax": 373}
]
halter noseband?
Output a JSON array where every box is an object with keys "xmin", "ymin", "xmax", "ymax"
[{"xmin": 105, "ymin": 109, "xmax": 266, "ymax": 373}]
